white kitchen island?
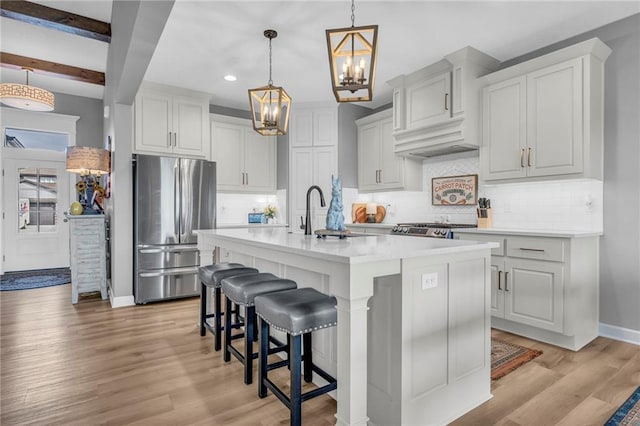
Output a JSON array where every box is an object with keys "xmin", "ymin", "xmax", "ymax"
[{"xmin": 195, "ymin": 228, "xmax": 498, "ymax": 426}]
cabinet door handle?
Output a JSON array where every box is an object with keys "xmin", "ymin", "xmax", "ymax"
[
  {"xmin": 245, "ymin": 172, "xmax": 248, "ymax": 185},
  {"xmin": 520, "ymin": 148, "xmax": 525, "ymax": 168},
  {"xmin": 241, "ymin": 172, "xmax": 245, "ymax": 185},
  {"xmin": 379, "ymin": 169, "xmax": 383, "ymax": 183},
  {"xmin": 527, "ymin": 147, "xmax": 532, "ymax": 167},
  {"xmin": 444, "ymin": 93, "xmax": 449, "ymax": 111},
  {"xmin": 498, "ymin": 270, "xmax": 502, "ymax": 290},
  {"xmin": 519, "ymin": 247, "xmax": 545, "ymax": 252},
  {"xmin": 504, "ymin": 272, "xmax": 509, "ymax": 291},
  {"xmin": 168, "ymin": 132, "xmax": 172, "ymax": 148}
]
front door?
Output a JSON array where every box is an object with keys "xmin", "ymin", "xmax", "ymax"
[{"xmin": 3, "ymin": 151, "xmax": 70, "ymax": 271}]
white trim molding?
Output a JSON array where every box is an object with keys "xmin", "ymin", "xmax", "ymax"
[
  {"xmin": 110, "ymin": 294, "xmax": 135, "ymax": 308},
  {"xmin": 599, "ymin": 322, "xmax": 640, "ymax": 346}
]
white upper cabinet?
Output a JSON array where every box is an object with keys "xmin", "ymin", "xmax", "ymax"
[
  {"xmin": 211, "ymin": 114, "xmax": 276, "ymax": 193},
  {"xmin": 134, "ymin": 82, "xmax": 210, "ymax": 158},
  {"xmin": 388, "ymin": 48, "xmax": 500, "ymax": 158},
  {"xmin": 481, "ymin": 38, "xmax": 611, "ymax": 182},
  {"xmin": 290, "ymin": 105, "xmax": 337, "ymax": 147},
  {"xmin": 356, "ymin": 109, "xmax": 421, "ymax": 192},
  {"xmin": 405, "ymin": 71, "xmax": 452, "ymax": 129}
]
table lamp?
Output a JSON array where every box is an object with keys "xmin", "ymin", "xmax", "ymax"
[
  {"xmin": 66, "ymin": 147, "xmax": 110, "ymax": 214},
  {"xmin": 366, "ymin": 203, "xmax": 377, "ymax": 223}
]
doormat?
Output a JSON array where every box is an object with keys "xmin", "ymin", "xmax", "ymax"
[
  {"xmin": 491, "ymin": 338, "xmax": 542, "ymax": 380},
  {"xmin": 0, "ymin": 268, "xmax": 71, "ymax": 291},
  {"xmin": 605, "ymin": 386, "xmax": 640, "ymax": 426}
]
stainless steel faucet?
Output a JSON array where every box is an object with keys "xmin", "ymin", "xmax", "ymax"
[{"xmin": 301, "ymin": 185, "xmax": 326, "ymax": 235}]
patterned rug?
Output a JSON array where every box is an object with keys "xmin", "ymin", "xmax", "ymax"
[
  {"xmin": 491, "ymin": 338, "xmax": 542, "ymax": 380},
  {"xmin": 0, "ymin": 268, "xmax": 71, "ymax": 291},
  {"xmin": 605, "ymin": 386, "xmax": 640, "ymax": 426}
]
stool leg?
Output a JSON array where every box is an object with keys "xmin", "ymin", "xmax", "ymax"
[
  {"xmin": 303, "ymin": 332, "xmax": 312, "ymax": 383},
  {"xmin": 258, "ymin": 318, "xmax": 269, "ymax": 398},
  {"xmin": 290, "ymin": 335, "xmax": 302, "ymax": 426},
  {"xmin": 224, "ymin": 297, "xmax": 232, "ymax": 362},
  {"xmin": 199, "ymin": 282, "xmax": 207, "ymax": 337},
  {"xmin": 214, "ymin": 287, "xmax": 222, "ymax": 351},
  {"xmin": 244, "ymin": 306, "xmax": 255, "ymax": 384},
  {"xmin": 253, "ymin": 311, "xmax": 259, "ymax": 341}
]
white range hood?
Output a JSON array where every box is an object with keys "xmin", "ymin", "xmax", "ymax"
[{"xmin": 387, "ymin": 47, "xmax": 500, "ymax": 158}]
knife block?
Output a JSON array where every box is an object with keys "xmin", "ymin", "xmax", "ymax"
[{"xmin": 477, "ymin": 208, "xmax": 492, "ymax": 229}]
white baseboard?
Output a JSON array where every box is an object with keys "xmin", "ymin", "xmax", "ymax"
[
  {"xmin": 110, "ymin": 294, "xmax": 135, "ymax": 308},
  {"xmin": 599, "ymin": 322, "xmax": 640, "ymax": 346}
]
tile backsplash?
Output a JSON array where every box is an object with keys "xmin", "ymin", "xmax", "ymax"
[
  {"xmin": 218, "ymin": 152, "xmax": 603, "ymax": 232},
  {"xmin": 217, "ymin": 190, "xmax": 286, "ymax": 225}
]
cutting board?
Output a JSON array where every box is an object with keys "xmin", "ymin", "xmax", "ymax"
[{"xmin": 351, "ymin": 203, "xmax": 386, "ymax": 223}]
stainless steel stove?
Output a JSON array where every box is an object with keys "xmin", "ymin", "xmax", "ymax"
[{"xmin": 390, "ymin": 222, "xmax": 477, "ymax": 238}]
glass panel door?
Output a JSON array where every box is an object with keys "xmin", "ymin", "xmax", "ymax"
[{"xmin": 18, "ymin": 167, "xmax": 59, "ymax": 233}]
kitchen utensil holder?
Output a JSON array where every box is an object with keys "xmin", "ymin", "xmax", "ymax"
[{"xmin": 477, "ymin": 208, "xmax": 492, "ymax": 229}]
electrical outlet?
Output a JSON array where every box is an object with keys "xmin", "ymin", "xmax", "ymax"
[{"xmin": 421, "ymin": 272, "xmax": 438, "ymax": 290}]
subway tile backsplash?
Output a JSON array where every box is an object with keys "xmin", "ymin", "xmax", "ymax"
[{"xmin": 217, "ymin": 190, "xmax": 286, "ymax": 225}]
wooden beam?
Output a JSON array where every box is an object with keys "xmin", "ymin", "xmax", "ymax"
[
  {"xmin": 0, "ymin": 0, "xmax": 111, "ymax": 43},
  {"xmin": 0, "ymin": 52, "xmax": 105, "ymax": 86}
]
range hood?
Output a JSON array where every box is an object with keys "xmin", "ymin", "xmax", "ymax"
[
  {"xmin": 387, "ymin": 46, "xmax": 499, "ymax": 158},
  {"xmin": 392, "ymin": 115, "xmax": 478, "ymax": 158}
]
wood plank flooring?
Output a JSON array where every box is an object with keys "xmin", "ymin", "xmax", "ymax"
[{"xmin": 1, "ymin": 284, "xmax": 638, "ymax": 425}]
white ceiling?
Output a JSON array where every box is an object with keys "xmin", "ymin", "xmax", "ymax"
[{"xmin": 2, "ymin": 1, "xmax": 639, "ymax": 111}]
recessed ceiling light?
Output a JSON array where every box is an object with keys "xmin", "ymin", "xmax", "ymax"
[{"xmin": 224, "ymin": 74, "xmax": 237, "ymax": 82}]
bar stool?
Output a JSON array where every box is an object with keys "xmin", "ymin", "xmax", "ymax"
[
  {"xmin": 221, "ymin": 273, "xmax": 297, "ymax": 384},
  {"xmin": 255, "ymin": 287, "xmax": 337, "ymax": 426},
  {"xmin": 199, "ymin": 263, "xmax": 258, "ymax": 351}
]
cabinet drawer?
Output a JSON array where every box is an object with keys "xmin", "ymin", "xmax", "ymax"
[{"xmin": 505, "ymin": 237, "xmax": 565, "ymax": 262}]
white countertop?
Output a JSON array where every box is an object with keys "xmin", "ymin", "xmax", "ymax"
[
  {"xmin": 454, "ymin": 227, "xmax": 603, "ymax": 238},
  {"xmin": 346, "ymin": 223, "xmax": 395, "ymax": 229},
  {"xmin": 194, "ymin": 228, "xmax": 497, "ymax": 265},
  {"xmin": 216, "ymin": 223, "xmax": 288, "ymax": 229}
]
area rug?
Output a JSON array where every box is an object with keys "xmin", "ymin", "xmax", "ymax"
[
  {"xmin": 605, "ymin": 386, "xmax": 640, "ymax": 426},
  {"xmin": 491, "ymin": 338, "xmax": 542, "ymax": 380},
  {"xmin": 0, "ymin": 268, "xmax": 71, "ymax": 291}
]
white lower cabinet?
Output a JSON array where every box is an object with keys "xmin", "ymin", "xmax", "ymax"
[{"xmin": 457, "ymin": 231, "xmax": 598, "ymax": 350}]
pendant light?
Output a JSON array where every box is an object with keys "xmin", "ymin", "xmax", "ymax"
[
  {"xmin": 0, "ymin": 67, "xmax": 54, "ymax": 111},
  {"xmin": 248, "ymin": 29, "xmax": 291, "ymax": 136},
  {"xmin": 326, "ymin": 0, "xmax": 378, "ymax": 103}
]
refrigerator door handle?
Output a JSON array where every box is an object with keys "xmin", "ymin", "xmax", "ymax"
[
  {"xmin": 139, "ymin": 266, "xmax": 200, "ymax": 278},
  {"xmin": 174, "ymin": 163, "xmax": 180, "ymax": 239}
]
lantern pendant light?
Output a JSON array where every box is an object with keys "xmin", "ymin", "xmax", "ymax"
[
  {"xmin": 248, "ymin": 29, "xmax": 292, "ymax": 136},
  {"xmin": 326, "ymin": 0, "xmax": 378, "ymax": 102},
  {"xmin": 0, "ymin": 67, "xmax": 55, "ymax": 111}
]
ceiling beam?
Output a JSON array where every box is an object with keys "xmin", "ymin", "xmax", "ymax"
[
  {"xmin": 0, "ymin": 52, "xmax": 105, "ymax": 86},
  {"xmin": 0, "ymin": 0, "xmax": 111, "ymax": 43}
]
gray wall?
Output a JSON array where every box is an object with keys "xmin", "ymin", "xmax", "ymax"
[
  {"xmin": 52, "ymin": 93, "xmax": 103, "ymax": 148},
  {"xmin": 501, "ymin": 14, "xmax": 640, "ymax": 332},
  {"xmin": 338, "ymin": 103, "xmax": 373, "ymax": 188}
]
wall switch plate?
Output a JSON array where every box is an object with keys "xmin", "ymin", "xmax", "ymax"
[{"xmin": 421, "ymin": 272, "xmax": 438, "ymax": 290}]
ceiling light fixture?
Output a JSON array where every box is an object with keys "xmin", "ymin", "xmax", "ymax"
[
  {"xmin": 248, "ymin": 29, "xmax": 291, "ymax": 136},
  {"xmin": 224, "ymin": 74, "xmax": 237, "ymax": 82},
  {"xmin": 326, "ymin": 0, "xmax": 378, "ymax": 103},
  {"xmin": 0, "ymin": 67, "xmax": 55, "ymax": 111}
]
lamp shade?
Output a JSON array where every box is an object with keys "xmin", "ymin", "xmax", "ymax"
[
  {"xmin": 66, "ymin": 147, "xmax": 110, "ymax": 175},
  {"xmin": 0, "ymin": 82, "xmax": 55, "ymax": 111}
]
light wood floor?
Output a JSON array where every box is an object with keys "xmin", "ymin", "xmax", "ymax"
[{"xmin": 1, "ymin": 284, "xmax": 638, "ymax": 425}]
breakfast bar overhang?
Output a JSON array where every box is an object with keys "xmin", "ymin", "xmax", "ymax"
[{"xmin": 195, "ymin": 228, "xmax": 498, "ymax": 426}]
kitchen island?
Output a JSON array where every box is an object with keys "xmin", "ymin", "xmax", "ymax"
[{"xmin": 195, "ymin": 228, "xmax": 498, "ymax": 426}]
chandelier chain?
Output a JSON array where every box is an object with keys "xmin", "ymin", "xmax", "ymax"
[
  {"xmin": 268, "ymin": 36, "xmax": 273, "ymax": 86},
  {"xmin": 350, "ymin": 0, "xmax": 355, "ymax": 27}
]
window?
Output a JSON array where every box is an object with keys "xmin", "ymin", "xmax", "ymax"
[
  {"xmin": 5, "ymin": 128, "xmax": 68, "ymax": 152},
  {"xmin": 18, "ymin": 168, "xmax": 58, "ymax": 233}
]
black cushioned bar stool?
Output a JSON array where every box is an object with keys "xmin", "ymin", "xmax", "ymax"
[
  {"xmin": 199, "ymin": 263, "xmax": 258, "ymax": 351},
  {"xmin": 255, "ymin": 287, "xmax": 337, "ymax": 426},
  {"xmin": 221, "ymin": 273, "xmax": 297, "ymax": 384}
]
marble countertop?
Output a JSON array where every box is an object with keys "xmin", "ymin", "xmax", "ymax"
[
  {"xmin": 346, "ymin": 223, "xmax": 396, "ymax": 229},
  {"xmin": 216, "ymin": 223, "xmax": 288, "ymax": 229},
  {"xmin": 453, "ymin": 228, "xmax": 602, "ymax": 238},
  {"xmin": 194, "ymin": 228, "xmax": 498, "ymax": 265}
]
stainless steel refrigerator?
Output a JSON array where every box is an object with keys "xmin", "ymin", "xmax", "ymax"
[{"xmin": 133, "ymin": 154, "xmax": 216, "ymax": 304}]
